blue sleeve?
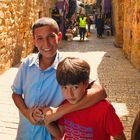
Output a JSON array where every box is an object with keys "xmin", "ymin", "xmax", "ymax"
[{"xmin": 11, "ymin": 61, "xmax": 27, "ymax": 95}]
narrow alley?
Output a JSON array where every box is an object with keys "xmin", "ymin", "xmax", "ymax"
[{"xmin": 0, "ymin": 28, "xmax": 140, "ymax": 140}]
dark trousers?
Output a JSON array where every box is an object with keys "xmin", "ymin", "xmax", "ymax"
[
  {"xmin": 96, "ymin": 27, "xmax": 104, "ymax": 37},
  {"xmin": 79, "ymin": 27, "xmax": 86, "ymax": 40}
]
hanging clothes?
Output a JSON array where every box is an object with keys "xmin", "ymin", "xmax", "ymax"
[
  {"xmin": 104, "ymin": 0, "xmax": 111, "ymax": 14},
  {"xmin": 64, "ymin": 0, "xmax": 69, "ymax": 16},
  {"xmin": 67, "ymin": 0, "xmax": 77, "ymax": 18}
]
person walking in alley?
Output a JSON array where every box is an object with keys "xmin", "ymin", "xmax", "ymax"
[
  {"xmin": 95, "ymin": 15, "xmax": 104, "ymax": 38},
  {"xmin": 78, "ymin": 13, "xmax": 87, "ymax": 41},
  {"xmin": 87, "ymin": 15, "xmax": 92, "ymax": 33},
  {"xmin": 44, "ymin": 57, "xmax": 127, "ymax": 140},
  {"xmin": 11, "ymin": 17, "xmax": 107, "ymax": 140}
]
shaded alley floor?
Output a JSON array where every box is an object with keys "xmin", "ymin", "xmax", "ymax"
[{"xmin": 0, "ymin": 28, "xmax": 140, "ymax": 140}]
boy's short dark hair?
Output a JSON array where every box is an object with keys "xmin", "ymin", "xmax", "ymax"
[
  {"xmin": 56, "ymin": 57, "xmax": 90, "ymax": 85},
  {"xmin": 32, "ymin": 17, "xmax": 59, "ymax": 35}
]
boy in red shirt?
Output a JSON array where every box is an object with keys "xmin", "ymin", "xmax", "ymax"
[{"xmin": 45, "ymin": 57, "xmax": 127, "ymax": 140}]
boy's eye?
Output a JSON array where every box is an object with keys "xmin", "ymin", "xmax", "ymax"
[
  {"xmin": 47, "ymin": 33, "xmax": 56, "ymax": 39},
  {"xmin": 72, "ymin": 85, "xmax": 79, "ymax": 89},
  {"xmin": 62, "ymin": 86, "xmax": 67, "ymax": 90},
  {"xmin": 37, "ymin": 37, "xmax": 43, "ymax": 41}
]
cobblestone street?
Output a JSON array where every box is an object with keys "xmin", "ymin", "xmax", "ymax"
[{"xmin": 0, "ymin": 29, "xmax": 140, "ymax": 140}]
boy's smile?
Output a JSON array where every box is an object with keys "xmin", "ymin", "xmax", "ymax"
[{"xmin": 33, "ymin": 26, "xmax": 61, "ymax": 60}]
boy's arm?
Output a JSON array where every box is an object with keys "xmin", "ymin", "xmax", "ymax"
[
  {"xmin": 113, "ymin": 132, "xmax": 127, "ymax": 140},
  {"xmin": 45, "ymin": 80, "xmax": 107, "ymax": 123},
  {"xmin": 44, "ymin": 110, "xmax": 64, "ymax": 140},
  {"xmin": 12, "ymin": 93, "xmax": 36, "ymax": 125},
  {"xmin": 45, "ymin": 122, "xmax": 63, "ymax": 139}
]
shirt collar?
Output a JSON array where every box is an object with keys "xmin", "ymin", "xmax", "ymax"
[
  {"xmin": 52, "ymin": 51, "xmax": 62, "ymax": 69},
  {"xmin": 28, "ymin": 51, "xmax": 62, "ymax": 70},
  {"xmin": 28, "ymin": 53, "xmax": 39, "ymax": 67}
]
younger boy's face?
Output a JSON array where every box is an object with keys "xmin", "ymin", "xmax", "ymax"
[
  {"xmin": 33, "ymin": 25, "xmax": 62, "ymax": 59},
  {"xmin": 61, "ymin": 82, "xmax": 88, "ymax": 104}
]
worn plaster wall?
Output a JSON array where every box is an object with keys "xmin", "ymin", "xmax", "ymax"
[
  {"xmin": 0, "ymin": 0, "xmax": 55, "ymax": 74},
  {"xmin": 112, "ymin": 0, "xmax": 140, "ymax": 70}
]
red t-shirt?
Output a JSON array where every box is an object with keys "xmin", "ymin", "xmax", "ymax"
[{"xmin": 59, "ymin": 100, "xmax": 124, "ymax": 140}]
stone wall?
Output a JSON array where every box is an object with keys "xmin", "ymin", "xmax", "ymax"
[
  {"xmin": 0, "ymin": 0, "xmax": 55, "ymax": 74},
  {"xmin": 129, "ymin": 1, "xmax": 140, "ymax": 70},
  {"xmin": 112, "ymin": 0, "xmax": 124, "ymax": 48},
  {"xmin": 112, "ymin": 0, "xmax": 140, "ymax": 70}
]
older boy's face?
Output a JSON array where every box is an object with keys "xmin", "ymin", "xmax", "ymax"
[
  {"xmin": 33, "ymin": 25, "xmax": 62, "ymax": 59},
  {"xmin": 61, "ymin": 82, "xmax": 88, "ymax": 104}
]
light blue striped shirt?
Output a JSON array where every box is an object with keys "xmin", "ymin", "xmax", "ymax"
[{"xmin": 11, "ymin": 52, "xmax": 64, "ymax": 140}]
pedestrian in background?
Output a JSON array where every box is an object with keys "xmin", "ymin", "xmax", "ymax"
[
  {"xmin": 51, "ymin": 6, "xmax": 61, "ymax": 28},
  {"xmin": 87, "ymin": 15, "xmax": 92, "ymax": 33},
  {"xmin": 95, "ymin": 15, "xmax": 104, "ymax": 38},
  {"xmin": 78, "ymin": 13, "xmax": 87, "ymax": 41}
]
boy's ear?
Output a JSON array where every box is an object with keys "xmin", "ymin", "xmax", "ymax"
[
  {"xmin": 32, "ymin": 37, "xmax": 36, "ymax": 45},
  {"xmin": 58, "ymin": 32, "xmax": 62, "ymax": 41},
  {"xmin": 85, "ymin": 79, "xmax": 89, "ymax": 88}
]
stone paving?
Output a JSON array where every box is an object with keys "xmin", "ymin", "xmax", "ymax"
[{"xmin": 0, "ymin": 28, "xmax": 140, "ymax": 140}]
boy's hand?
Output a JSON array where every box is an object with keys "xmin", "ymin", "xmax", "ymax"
[
  {"xmin": 26, "ymin": 107, "xmax": 37, "ymax": 125},
  {"xmin": 32, "ymin": 107, "xmax": 44, "ymax": 125},
  {"xmin": 43, "ymin": 107, "xmax": 59, "ymax": 124},
  {"xmin": 43, "ymin": 108, "xmax": 53, "ymax": 126}
]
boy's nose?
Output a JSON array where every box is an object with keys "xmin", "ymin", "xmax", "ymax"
[
  {"xmin": 67, "ymin": 88, "xmax": 74, "ymax": 98},
  {"xmin": 43, "ymin": 38, "xmax": 49, "ymax": 46}
]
